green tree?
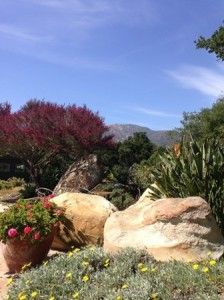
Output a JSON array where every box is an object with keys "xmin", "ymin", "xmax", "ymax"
[
  {"xmin": 181, "ymin": 97, "xmax": 224, "ymax": 141},
  {"xmin": 112, "ymin": 132, "xmax": 155, "ymax": 183},
  {"xmin": 97, "ymin": 132, "xmax": 155, "ymax": 184},
  {"xmin": 195, "ymin": 25, "xmax": 224, "ymax": 60}
]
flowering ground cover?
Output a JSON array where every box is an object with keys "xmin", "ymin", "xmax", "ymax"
[{"xmin": 6, "ymin": 247, "xmax": 224, "ymax": 300}]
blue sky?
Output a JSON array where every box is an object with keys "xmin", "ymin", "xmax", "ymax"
[{"xmin": 0, "ymin": 0, "xmax": 224, "ymax": 130}]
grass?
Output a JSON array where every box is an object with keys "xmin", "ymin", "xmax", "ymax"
[
  {"xmin": 7, "ymin": 247, "xmax": 224, "ymax": 300},
  {"xmin": 0, "ymin": 178, "xmax": 25, "ymax": 202},
  {"xmin": 0, "ymin": 187, "xmax": 21, "ymax": 198}
]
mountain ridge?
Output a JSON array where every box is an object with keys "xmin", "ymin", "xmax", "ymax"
[{"xmin": 108, "ymin": 124, "xmax": 176, "ymax": 146}]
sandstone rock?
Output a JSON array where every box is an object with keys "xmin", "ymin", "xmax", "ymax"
[
  {"xmin": 51, "ymin": 192, "xmax": 117, "ymax": 251},
  {"xmin": 137, "ymin": 188, "xmax": 154, "ymax": 203},
  {"xmin": 53, "ymin": 154, "xmax": 104, "ymax": 195},
  {"xmin": 104, "ymin": 196, "xmax": 224, "ymax": 261}
]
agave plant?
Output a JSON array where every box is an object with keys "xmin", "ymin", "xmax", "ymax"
[{"xmin": 148, "ymin": 136, "xmax": 224, "ymax": 232}]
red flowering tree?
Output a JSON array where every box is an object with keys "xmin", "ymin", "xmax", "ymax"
[{"xmin": 0, "ymin": 99, "xmax": 113, "ymax": 186}]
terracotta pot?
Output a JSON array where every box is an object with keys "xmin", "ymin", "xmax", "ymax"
[{"xmin": 2, "ymin": 230, "xmax": 54, "ymax": 273}]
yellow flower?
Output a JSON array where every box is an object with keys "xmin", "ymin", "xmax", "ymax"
[
  {"xmin": 72, "ymin": 292, "xmax": 79, "ymax": 299},
  {"xmin": 82, "ymin": 275, "xmax": 89, "ymax": 282},
  {"xmin": 209, "ymin": 259, "xmax": 216, "ymax": 266},
  {"xmin": 67, "ymin": 251, "xmax": 73, "ymax": 257},
  {"xmin": 122, "ymin": 284, "xmax": 129, "ymax": 289},
  {"xmin": 49, "ymin": 297, "xmax": 55, "ymax": 300},
  {"xmin": 150, "ymin": 293, "xmax": 158, "ymax": 299},
  {"xmin": 104, "ymin": 258, "xmax": 110, "ymax": 268},
  {"xmin": 138, "ymin": 263, "xmax": 144, "ymax": 268},
  {"xmin": 81, "ymin": 261, "xmax": 89, "ymax": 267},
  {"xmin": 202, "ymin": 267, "xmax": 209, "ymax": 273},
  {"xmin": 7, "ymin": 277, "xmax": 13, "ymax": 286},
  {"xmin": 66, "ymin": 272, "xmax": 73, "ymax": 279},
  {"xmin": 192, "ymin": 264, "xmax": 199, "ymax": 270},
  {"xmin": 151, "ymin": 267, "xmax": 157, "ymax": 272},
  {"xmin": 18, "ymin": 294, "xmax": 27, "ymax": 300},
  {"xmin": 31, "ymin": 291, "xmax": 38, "ymax": 298},
  {"xmin": 73, "ymin": 248, "xmax": 80, "ymax": 253},
  {"xmin": 115, "ymin": 296, "xmax": 122, "ymax": 300},
  {"xmin": 140, "ymin": 267, "xmax": 148, "ymax": 273}
]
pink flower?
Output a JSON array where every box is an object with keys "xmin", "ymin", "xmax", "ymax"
[
  {"xmin": 23, "ymin": 226, "xmax": 32, "ymax": 235},
  {"xmin": 43, "ymin": 201, "xmax": 52, "ymax": 209},
  {"xmin": 7, "ymin": 228, "xmax": 18, "ymax": 238},
  {"xmin": 34, "ymin": 231, "xmax": 41, "ymax": 240}
]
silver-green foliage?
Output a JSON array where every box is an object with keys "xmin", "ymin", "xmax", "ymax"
[
  {"xmin": 148, "ymin": 137, "xmax": 224, "ymax": 232},
  {"xmin": 7, "ymin": 247, "xmax": 224, "ymax": 300}
]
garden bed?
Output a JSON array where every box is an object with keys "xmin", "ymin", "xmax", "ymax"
[{"xmin": 5, "ymin": 247, "xmax": 224, "ymax": 300}]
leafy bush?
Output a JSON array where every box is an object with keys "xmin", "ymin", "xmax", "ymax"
[
  {"xmin": 130, "ymin": 147, "xmax": 166, "ymax": 191},
  {"xmin": 7, "ymin": 247, "xmax": 224, "ymax": 299},
  {"xmin": 0, "ymin": 197, "xmax": 63, "ymax": 243},
  {"xmin": 97, "ymin": 132, "xmax": 155, "ymax": 185},
  {"xmin": 0, "ymin": 177, "xmax": 24, "ymax": 190},
  {"xmin": 108, "ymin": 187, "xmax": 136, "ymax": 210},
  {"xmin": 130, "ymin": 161, "xmax": 152, "ymax": 191},
  {"xmin": 92, "ymin": 182, "xmax": 137, "ymax": 210},
  {"xmin": 147, "ymin": 137, "xmax": 224, "ymax": 232},
  {"xmin": 19, "ymin": 183, "xmax": 37, "ymax": 199}
]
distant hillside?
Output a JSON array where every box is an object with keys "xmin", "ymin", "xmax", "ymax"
[{"xmin": 108, "ymin": 124, "xmax": 178, "ymax": 146}]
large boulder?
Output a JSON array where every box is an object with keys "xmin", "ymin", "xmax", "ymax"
[
  {"xmin": 51, "ymin": 192, "xmax": 117, "ymax": 251},
  {"xmin": 137, "ymin": 188, "xmax": 154, "ymax": 203},
  {"xmin": 103, "ymin": 196, "xmax": 224, "ymax": 261},
  {"xmin": 53, "ymin": 154, "xmax": 104, "ymax": 195}
]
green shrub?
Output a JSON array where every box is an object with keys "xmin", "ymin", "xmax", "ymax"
[
  {"xmin": 130, "ymin": 148, "xmax": 166, "ymax": 191},
  {"xmin": 97, "ymin": 133, "xmax": 155, "ymax": 185},
  {"xmin": 130, "ymin": 161, "xmax": 153, "ymax": 191},
  {"xmin": 19, "ymin": 183, "xmax": 37, "ymax": 199},
  {"xmin": 93, "ymin": 182, "xmax": 136, "ymax": 210},
  {"xmin": 0, "ymin": 177, "xmax": 24, "ymax": 190},
  {"xmin": 7, "ymin": 247, "xmax": 224, "ymax": 299},
  {"xmin": 108, "ymin": 187, "xmax": 135, "ymax": 210},
  {"xmin": 0, "ymin": 198, "xmax": 63, "ymax": 243},
  {"xmin": 148, "ymin": 137, "xmax": 224, "ymax": 232}
]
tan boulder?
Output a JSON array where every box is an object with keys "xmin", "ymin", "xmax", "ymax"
[
  {"xmin": 103, "ymin": 196, "xmax": 224, "ymax": 261},
  {"xmin": 51, "ymin": 192, "xmax": 117, "ymax": 251},
  {"xmin": 137, "ymin": 188, "xmax": 154, "ymax": 204}
]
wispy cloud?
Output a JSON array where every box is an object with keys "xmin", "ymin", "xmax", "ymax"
[
  {"xmin": 0, "ymin": 0, "xmax": 157, "ymax": 71},
  {"xmin": 29, "ymin": 0, "xmax": 111, "ymax": 13},
  {"xmin": 0, "ymin": 24, "xmax": 52, "ymax": 43},
  {"xmin": 24, "ymin": 0, "xmax": 157, "ymax": 28},
  {"xmin": 168, "ymin": 65, "xmax": 224, "ymax": 97},
  {"xmin": 132, "ymin": 107, "xmax": 181, "ymax": 118}
]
